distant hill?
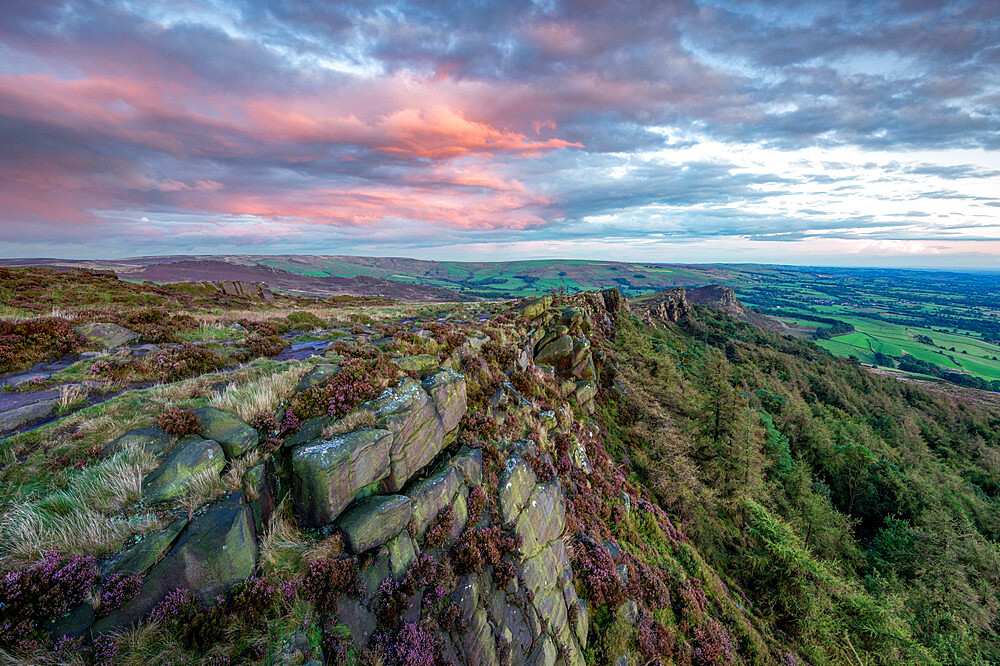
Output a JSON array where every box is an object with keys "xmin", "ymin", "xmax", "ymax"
[
  {"xmin": 0, "ymin": 254, "xmax": 737, "ymax": 298},
  {"xmin": 0, "ymin": 256, "xmax": 469, "ymax": 302}
]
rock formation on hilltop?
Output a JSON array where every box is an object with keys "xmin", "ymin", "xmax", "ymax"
[
  {"xmin": 686, "ymin": 284, "xmax": 787, "ymax": 333},
  {"xmin": 636, "ymin": 287, "xmax": 691, "ymax": 323},
  {"xmin": 635, "ymin": 284, "xmax": 791, "ymax": 334},
  {"xmin": 204, "ymin": 279, "xmax": 275, "ymax": 301}
]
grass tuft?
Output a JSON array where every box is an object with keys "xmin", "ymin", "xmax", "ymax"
[
  {"xmin": 0, "ymin": 445, "xmax": 161, "ymax": 566},
  {"xmin": 210, "ymin": 363, "xmax": 310, "ymax": 422}
]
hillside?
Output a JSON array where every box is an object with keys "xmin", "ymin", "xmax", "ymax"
[
  {"xmin": 2, "ymin": 271, "xmax": 1000, "ymax": 665},
  {"xmin": 0, "ymin": 258, "xmax": 468, "ymax": 303},
  {"xmin": 5, "ymin": 257, "xmax": 998, "ymax": 391}
]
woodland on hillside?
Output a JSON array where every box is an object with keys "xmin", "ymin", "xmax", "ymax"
[{"xmin": 606, "ymin": 307, "xmax": 1000, "ymax": 663}]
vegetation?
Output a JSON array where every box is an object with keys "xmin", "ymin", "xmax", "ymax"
[
  {"xmin": 605, "ymin": 305, "xmax": 1000, "ymax": 663},
  {"xmin": 2, "ymin": 268, "xmax": 1000, "ymax": 665}
]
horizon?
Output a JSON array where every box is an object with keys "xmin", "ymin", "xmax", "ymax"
[
  {"xmin": 1, "ymin": 2, "xmax": 999, "ymax": 266},
  {"xmin": 4, "ymin": 252, "xmax": 1000, "ymax": 275}
]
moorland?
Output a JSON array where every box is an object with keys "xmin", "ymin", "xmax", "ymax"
[
  {"xmin": 1, "ymin": 263, "xmax": 1000, "ymax": 666},
  {"xmin": 7, "ymin": 256, "xmax": 999, "ymax": 390}
]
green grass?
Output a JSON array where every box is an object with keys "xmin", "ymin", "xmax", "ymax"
[
  {"xmin": 764, "ymin": 305, "xmax": 1000, "ymax": 382},
  {"xmin": 177, "ymin": 324, "xmax": 247, "ymax": 342}
]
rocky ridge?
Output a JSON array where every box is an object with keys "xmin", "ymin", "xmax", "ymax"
[{"xmin": 26, "ymin": 289, "xmax": 637, "ymax": 665}]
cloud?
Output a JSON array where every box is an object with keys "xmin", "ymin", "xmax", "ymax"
[{"xmin": 0, "ymin": 0, "xmax": 998, "ymax": 264}]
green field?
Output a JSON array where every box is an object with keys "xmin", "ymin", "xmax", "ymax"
[
  {"xmin": 726, "ymin": 267, "xmax": 1000, "ymax": 385},
  {"xmin": 157, "ymin": 255, "xmax": 1000, "ymax": 388}
]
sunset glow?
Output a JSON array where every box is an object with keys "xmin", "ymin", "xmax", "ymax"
[{"xmin": 1, "ymin": 1, "xmax": 998, "ymax": 266}]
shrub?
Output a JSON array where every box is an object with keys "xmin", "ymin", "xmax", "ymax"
[
  {"xmin": 285, "ymin": 311, "xmax": 325, "ymax": 330},
  {"xmin": 422, "ymin": 505, "xmax": 455, "ymax": 549},
  {"xmin": 323, "ymin": 623, "xmax": 354, "ymax": 663},
  {"xmin": 691, "ymin": 618, "xmax": 737, "ymax": 665},
  {"xmin": 636, "ymin": 610, "xmax": 675, "ymax": 662},
  {"xmin": 90, "ymin": 343, "xmax": 227, "ymax": 382},
  {"xmin": 91, "ymin": 633, "xmax": 120, "ymax": 665},
  {"xmin": 525, "ymin": 452, "xmax": 556, "ymax": 483},
  {"xmin": 120, "ymin": 307, "xmax": 197, "ymax": 343},
  {"xmin": 238, "ymin": 319, "xmax": 280, "ymax": 337},
  {"xmin": 456, "ymin": 410, "xmax": 500, "ymax": 448},
  {"xmin": 147, "ymin": 587, "xmax": 201, "ymax": 629},
  {"xmin": 376, "ymin": 554, "xmax": 440, "ymax": 624},
  {"xmin": 147, "ymin": 578, "xmax": 280, "ymax": 654},
  {"xmin": 452, "ymin": 527, "xmax": 520, "ymax": 575},
  {"xmin": 494, "ymin": 559, "xmax": 517, "ymax": 589},
  {"xmin": 142, "ymin": 344, "xmax": 226, "ymax": 383},
  {"xmin": 369, "ymin": 623, "xmax": 440, "ymax": 666},
  {"xmin": 157, "ymin": 408, "xmax": 200, "ymax": 437},
  {"xmin": 301, "ymin": 557, "xmax": 363, "ymax": 613},
  {"xmin": 290, "ymin": 355, "xmax": 400, "ymax": 420},
  {"xmin": 99, "ymin": 573, "xmax": 143, "ymax": 612},
  {"xmin": 226, "ymin": 576, "xmax": 277, "ymax": 625},
  {"xmin": 250, "ymin": 410, "xmax": 282, "ymax": 449},
  {"xmin": 0, "ymin": 552, "xmax": 98, "ymax": 653},
  {"xmin": 239, "ymin": 334, "xmax": 285, "ymax": 360},
  {"xmin": 0, "ymin": 317, "xmax": 85, "ymax": 373},
  {"xmin": 575, "ymin": 541, "xmax": 627, "ymax": 610}
]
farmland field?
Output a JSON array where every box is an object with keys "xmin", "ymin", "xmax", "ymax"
[{"xmin": 721, "ymin": 266, "xmax": 1000, "ymax": 386}]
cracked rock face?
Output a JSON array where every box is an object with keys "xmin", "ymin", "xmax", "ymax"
[
  {"xmin": 363, "ymin": 369, "xmax": 467, "ymax": 493},
  {"xmin": 336, "ymin": 494, "xmax": 413, "ymax": 554},
  {"xmin": 291, "ymin": 428, "xmax": 393, "ymax": 527},
  {"xmin": 141, "ymin": 434, "xmax": 225, "ymax": 505},
  {"xmin": 94, "ymin": 493, "xmax": 257, "ymax": 634}
]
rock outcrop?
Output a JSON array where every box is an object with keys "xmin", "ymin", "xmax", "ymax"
[
  {"xmin": 191, "ymin": 407, "xmax": 258, "ymax": 458},
  {"xmin": 203, "ymin": 280, "xmax": 275, "ymax": 301},
  {"xmin": 687, "ymin": 283, "xmax": 788, "ymax": 333},
  {"xmin": 53, "ymin": 289, "xmax": 632, "ymax": 663},
  {"xmin": 94, "ymin": 493, "xmax": 257, "ymax": 633},
  {"xmin": 140, "ymin": 434, "xmax": 225, "ymax": 504},
  {"xmin": 72, "ymin": 322, "xmax": 141, "ymax": 349},
  {"xmin": 638, "ymin": 287, "xmax": 692, "ymax": 323},
  {"xmin": 292, "ymin": 428, "xmax": 393, "ymax": 526}
]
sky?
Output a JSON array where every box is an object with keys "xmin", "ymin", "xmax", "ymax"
[{"xmin": 1, "ymin": 1, "xmax": 999, "ymax": 267}]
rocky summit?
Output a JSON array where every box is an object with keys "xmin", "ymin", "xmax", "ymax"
[{"xmin": 2, "ymin": 270, "xmax": 1000, "ymax": 666}]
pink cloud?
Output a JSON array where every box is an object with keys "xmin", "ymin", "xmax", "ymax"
[
  {"xmin": 527, "ymin": 20, "xmax": 587, "ymax": 57},
  {"xmin": 0, "ymin": 71, "xmax": 579, "ymax": 230},
  {"xmin": 198, "ymin": 182, "xmax": 550, "ymax": 231}
]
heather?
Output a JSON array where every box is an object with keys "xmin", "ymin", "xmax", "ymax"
[
  {"xmin": 1, "ymin": 278, "xmax": 999, "ymax": 666},
  {"xmin": 0, "ymin": 317, "xmax": 85, "ymax": 373}
]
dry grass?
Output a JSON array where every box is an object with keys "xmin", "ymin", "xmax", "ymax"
[
  {"xmin": 58, "ymin": 383, "xmax": 89, "ymax": 410},
  {"xmin": 210, "ymin": 362, "xmax": 310, "ymax": 422},
  {"xmin": 176, "ymin": 467, "xmax": 229, "ymax": 519},
  {"xmin": 1, "ymin": 359, "xmax": 304, "ymax": 474},
  {"xmin": 0, "ymin": 648, "xmax": 86, "ymax": 665},
  {"xmin": 0, "ymin": 444, "xmax": 162, "ymax": 566},
  {"xmin": 320, "ymin": 408, "xmax": 376, "ymax": 439},
  {"xmin": 227, "ymin": 448, "xmax": 263, "ymax": 492},
  {"xmin": 259, "ymin": 500, "xmax": 313, "ymax": 580},
  {"xmin": 110, "ymin": 621, "xmax": 188, "ymax": 666}
]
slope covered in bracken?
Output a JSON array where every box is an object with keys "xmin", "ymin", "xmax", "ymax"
[{"xmin": 0, "ymin": 280, "xmax": 998, "ymax": 665}]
